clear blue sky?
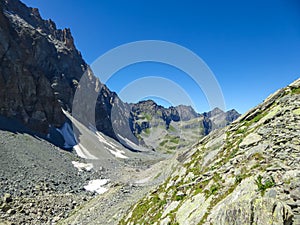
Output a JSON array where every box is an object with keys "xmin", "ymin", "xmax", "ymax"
[{"xmin": 22, "ymin": 0, "xmax": 300, "ymax": 113}]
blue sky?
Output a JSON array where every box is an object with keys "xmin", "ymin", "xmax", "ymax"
[{"xmin": 22, "ymin": 0, "xmax": 300, "ymax": 113}]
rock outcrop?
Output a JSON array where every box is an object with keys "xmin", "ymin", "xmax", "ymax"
[
  {"xmin": 0, "ymin": 0, "xmax": 87, "ymax": 133},
  {"xmin": 120, "ymin": 78, "xmax": 300, "ymax": 225}
]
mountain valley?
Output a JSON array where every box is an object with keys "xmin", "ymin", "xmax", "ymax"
[{"xmin": 0, "ymin": 1, "xmax": 299, "ymax": 225}]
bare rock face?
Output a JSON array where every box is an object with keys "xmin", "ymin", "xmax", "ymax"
[{"xmin": 0, "ymin": 0, "xmax": 86, "ymax": 133}]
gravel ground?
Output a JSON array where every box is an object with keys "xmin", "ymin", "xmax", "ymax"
[
  {"xmin": 0, "ymin": 129, "xmax": 102, "ymax": 224},
  {"xmin": 0, "ymin": 116, "xmax": 174, "ymax": 225},
  {"xmin": 0, "ymin": 128, "xmax": 170, "ymax": 225}
]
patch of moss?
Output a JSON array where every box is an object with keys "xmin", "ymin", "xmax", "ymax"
[
  {"xmin": 168, "ymin": 146, "xmax": 177, "ymax": 150},
  {"xmin": 212, "ymin": 173, "xmax": 222, "ymax": 183},
  {"xmin": 250, "ymin": 163, "xmax": 261, "ymax": 170},
  {"xmin": 143, "ymin": 113, "xmax": 152, "ymax": 121},
  {"xmin": 198, "ymin": 211, "xmax": 210, "ymax": 225},
  {"xmin": 247, "ymin": 111, "xmax": 268, "ymax": 125},
  {"xmin": 194, "ymin": 186, "xmax": 203, "ymax": 195},
  {"xmin": 283, "ymin": 178, "xmax": 292, "ymax": 185},
  {"xmin": 175, "ymin": 195, "xmax": 185, "ymax": 201},
  {"xmin": 210, "ymin": 184, "xmax": 219, "ymax": 196}
]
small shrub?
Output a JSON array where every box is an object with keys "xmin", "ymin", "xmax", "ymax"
[
  {"xmin": 236, "ymin": 128, "xmax": 247, "ymax": 134},
  {"xmin": 208, "ymin": 184, "xmax": 219, "ymax": 196},
  {"xmin": 229, "ymin": 148, "xmax": 239, "ymax": 159},
  {"xmin": 255, "ymin": 175, "xmax": 275, "ymax": 196},
  {"xmin": 159, "ymin": 140, "xmax": 168, "ymax": 146},
  {"xmin": 143, "ymin": 128, "xmax": 150, "ymax": 135},
  {"xmin": 175, "ymin": 195, "xmax": 185, "ymax": 201},
  {"xmin": 235, "ymin": 174, "xmax": 248, "ymax": 184},
  {"xmin": 291, "ymin": 87, "xmax": 300, "ymax": 95}
]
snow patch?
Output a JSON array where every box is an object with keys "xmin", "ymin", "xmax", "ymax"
[
  {"xmin": 73, "ymin": 144, "xmax": 98, "ymax": 160},
  {"xmin": 108, "ymin": 149, "xmax": 128, "ymax": 159},
  {"xmin": 57, "ymin": 122, "xmax": 77, "ymax": 148},
  {"xmin": 117, "ymin": 134, "xmax": 140, "ymax": 149},
  {"xmin": 72, "ymin": 161, "xmax": 93, "ymax": 172},
  {"xmin": 62, "ymin": 109, "xmax": 128, "ymax": 159},
  {"xmin": 84, "ymin": 179, "xmax": 109, "ymax": 194},
  {"xmin": 96, "ymin": 132, "xmax": 118, "ymax": 149},
  {"xmin": 135, "ymin": 177, "xmax": 151, "ymax": 184},
  {"xmin": 96, "ymin": 132, "xmax": 128, "ymax": 159}
]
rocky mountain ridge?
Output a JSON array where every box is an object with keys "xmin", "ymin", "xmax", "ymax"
[
  {"xmin": 120, "ymin": 78, "xmax": 300, "ymax": 225},
  {"xmin": 0, "ymin": 0, "xmax": 240, "ymax": 153},
  {"xmin": 129, "ymin": 100, "xmax": 240, "ymax": 152}
]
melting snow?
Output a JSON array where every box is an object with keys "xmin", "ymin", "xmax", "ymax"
[
  {"xmin": 57, "ymin": 122, "xmax": 77, "ymax": 148},
  {"xmin": 73, "ymin": 144, "xmax": 98, "ymax": 160},
  {"xmin": 84, "ymin": 179, "xmax": 109, "ymax": 194},
  {"xmin": 117, "ymin": 134, "xmax": 140, "ymax": 149},
  {"xmin": 96, "ymin": 132, "xmax": 128, "ymax": 159},
  {"xmin": 72, "ymin": 161, "xmax": 93, "ymax": 172},
  {"xmin": 96, "ymin": 132, "xmax": 118, "ymax": 149},
  {"xmin": 108, "ymin": 149, "xmax": 128, "ymax": 159},
  {"xmin": 135, "ymin": 177, "xmax": 151, "ymax": 184},
  {"xmin": 62, "ymin": 109, "xmax": 128, "ymax": 159}
]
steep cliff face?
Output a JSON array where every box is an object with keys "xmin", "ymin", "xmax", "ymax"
[
  {"xmin": 0, "ymin": 0, "xmax": 86, "ymax": 133},
  {"xmin": 120, "ymin": 78, "xmax": 300, "ymax": 225},
  {"xmin": 0, "ymin": 0, "xmax": 132, "ymax": 145}
]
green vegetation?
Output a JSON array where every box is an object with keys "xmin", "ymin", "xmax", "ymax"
[
  {"xmin": 291, "ymin": 87, "xmax": 300, "ymax": 95},
  {"xmin": 122, "ymin": 104, "xmax": 277, "ymax": 224},
  {"xmin": 154, "ymin": 172, "xmax": 162, "ymax": 179},
  {"xmin": 168, "ymin": 125, "xmax": 176, "ymax": 132},
  {"xmin": 283, "ymin": 178, "xmax": 292, "ymax": 185},
  {"xmin": 246, "ymin": 111, "xmax": 268, "ymax": 125},
  {"xmin": 143, "ymin": 128, "xmax": 151, "ymax": 135},
  {"xmin": 194, "ymin": 186, "xmax": 203, "ymax": 195},
  {"xmin": 121, "ymin": 190, "xmax": 168, "ymax": 224},
  {"xmin": 139, "ymin": 112, "xmax": 152, "ymax": 121},
  {"xmin": 236, "ymin": 127, "xmax": 247, "ymax": 134},
  {"xmin": 235, "ymin": 173, "xmax": 248, "ymax": 184},
  {"xmin": 169, "ymin": 136, "xmax": 180, "ymax": 144},
  {"xmin": 251, "ymin": 152, "xmax": 264, "ymax": 161},
  {"xmin": 229, "ymin": 148, "xmax": 239, "ymax": 159},
  {"xmin": 255, "ymin": 175, "xmax": 275, "ymax": 196},
  {"xmin": 175, "ymin": 195, "xmax": 185, "ymax": 201},
  {"xmin": 159, "ymin": 140, "xmax": 168, "ymax": 146},
  {"xmin": 209, "ymin": 184, "xmax": 219, "ymax": 196}
]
